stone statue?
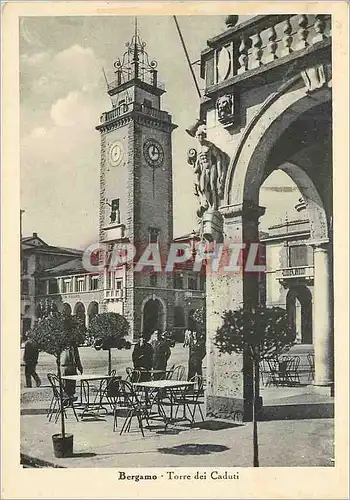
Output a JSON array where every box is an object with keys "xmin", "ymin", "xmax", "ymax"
[{"xmin": 187, "ymin": 123, "xmax": 228, "ymax": 216}]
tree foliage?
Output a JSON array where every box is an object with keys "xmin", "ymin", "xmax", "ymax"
[
  {"xmin": 215, "ymin": 306, "xmax": 295, "ymax": 360},
  {"xmin": 87, "ymin": 312, "xmax": 130, "ymax": 349},
  {"xmin": 31, "ymin": 313, "xmax": 86, "ymax": 357}
]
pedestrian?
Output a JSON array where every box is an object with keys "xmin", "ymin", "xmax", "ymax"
[
  {"xmin": 61, "ymin": 343, "xmax": 83, "ymax": 399},
  {"xmin": 183, "ymin": 328, "xmax": 193, "ymax": 348},
  {"xmin": 23, "ymin": 331, "xmax": 41, "ymax": 388},
  {"xmin": 132, "ymin": 334, "xmax": 153, "ymax": 381},
  {"xmin": 187, "ymin": 331, "xmax": 206, "ymax": 381},
  {"xmin": 151, "ymin": 330, "xmax": 171, "ymax": 379}
]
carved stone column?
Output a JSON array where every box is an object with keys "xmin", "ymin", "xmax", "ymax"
[
  {"xmin": 312, "ymin": 241, "xmax": 333, "ymax": 387},
  {"xmin": 205, "ymin": 201, "xmax": 265, "ymax": 421}
]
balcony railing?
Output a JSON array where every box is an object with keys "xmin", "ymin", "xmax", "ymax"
[
  {"xmin": 275, "ymin": 265, "xmax": 314, "ymax": 280},
  {"xmin": 201, "ymin": 14, "xmax": 331, "ymax": 91},
  {"xmin": 99, "ymin": 101, "xmax": 171, "ymax": 125},
  {"xmin": 104, "ymin": 289, "xmax": 124, "ymax": 300}
]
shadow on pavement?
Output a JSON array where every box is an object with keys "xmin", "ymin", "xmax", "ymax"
[
  {"xmin": 158, "ymin": 443, "xmax": 229, "ymax": 455},
  {"xmin": 193, "ymin": 420, "xmax": 243, "ymax": 431}
]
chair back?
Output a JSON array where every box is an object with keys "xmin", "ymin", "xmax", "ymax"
[
  {"xmin": 189, "ymin": 374, "xmax": 204, "ymax": 394},
  {"xmin": 170, "ymin": 365, "xmax": 185, "ymax": 380},
  {"xmin": 125, "ymin": 367, "xmax": 141, "ymax": 383},
  {"xmin": 47, "ymin": 373, "xmax": 60, "ymax": 400},
  {"xmin": 106, "ymin": 375, "xmax": 122, "ymax": 398},
  {"xmin": 116, "ymin": 379, "xmax": 140, "ymax": 408}
]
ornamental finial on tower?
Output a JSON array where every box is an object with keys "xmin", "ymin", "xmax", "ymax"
[{"xmin": 108, "ymin": 18, "xmax": 159, "ymax": 91}]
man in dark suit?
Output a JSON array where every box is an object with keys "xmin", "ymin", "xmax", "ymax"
[
  {"xmin": 23, "ymin": 332, "xmax": 41, "ymax": 388},
  {"xmin": 132, "ymin": 335, "xmax": 153, "ymax": 381}
]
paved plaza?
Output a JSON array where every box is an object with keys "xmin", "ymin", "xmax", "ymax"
[{"xmin": 20, "ymin": 345, "xmax": 334, "ymax": 468}]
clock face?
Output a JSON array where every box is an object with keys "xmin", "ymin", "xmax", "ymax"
[
  {"xmin": 108, "ymin": 141, "xmax": 124, "ymax": 167},
  {"xmin": 143, "ymin": 139, "xmax": 164, "ymax": 168}
]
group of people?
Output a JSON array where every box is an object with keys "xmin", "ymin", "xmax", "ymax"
[
  {"xmin": 23, "ymin": 331, "xmax": 83, "ymax": 399},
  {"xmin": 23, "ymin": 327, "xmax": 206, "ymax": 395},
  {"xmin": 132, "ymin": 328, "xmax": 206, "ymax": 381}
]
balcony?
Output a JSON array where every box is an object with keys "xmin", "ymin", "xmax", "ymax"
[
  {"xmin": 275, "ymin": 265, "xmax": 314, "ymax": 281},
  {"xmin": 201, "ymin": 14, "xmax": 331, "ymax": 95},
  {"xmin": 99, "ymin": 101, "xmax": 171, "ymax": 126},
  {"xmin": 104, "ymin": 289, "xmax": 124, "ymax": 301}
]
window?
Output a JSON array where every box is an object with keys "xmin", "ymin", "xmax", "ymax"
[
  {"xmin": 188, "ymin": 274, "xmax": 197, "ymax": 290},
  {"xmin": 115, "ymin": 278, "xmax": 123, "ymax": 290},
  {"xmin": 77, "ymin": 277, "xmax": 85, "ymax": 292},
  {"xmin": 22, "ymin": 279, "xmax": 29, "ymax": 294},
  {"xmin": 289, "ymin": 245, "xmax": 309, "ymax": 267},
  {"xmin": 150, "ymin": 274, "xmax": 157, "ymax": 287},
  {"xmin": 90, "ymin": 275, "xmax": 99, "ymax": 291},
  {"xmin": 62, "ymin": 279, "xmax": 72, "ymax": 293},
  {"xmin": 48, "ymin": 279, "xmax": 58, "ymax": 294},
  {"xmin": 199, "ymin": 274, "xmax": 206, "ymax": 290},
  {"xmin": 22, "ymin": 258, "xmax": 28, "ymax": 274},
  {"xmin": 173, "ymin": 273, "xmax": 184, "ymax": 289},
  {"xmin": 148, "ymin": 227, "xmax": 160, "ymax": 244},
  {"xmin": 143, "ymin": 98, "xmax": 152, "ymax": 108},
  {"xmin": 36, "ymin": 280, "xmax": 46, "ymax": 295}
]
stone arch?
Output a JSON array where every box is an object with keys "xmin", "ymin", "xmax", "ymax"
[
  {"xmin": 74, "ymin": 302, "xmax": 86, "ymax": 326},
  {"xmin": 286, "ymin": 285, "xmax": 313, "ymax": 344},
  {"xmin": 224, "ymin": 78, "xmax": 331, "ymax": 241},
  {"xmin": 87, "ymin": 301, "xmax": 99, "ymax": 327},
  {"xmin": 140, "ymin": 295, "xmax": 167, "ymax": 338},
  {"xmin": 62, "ymin": 302, "xmax": 72, "ymax": 316}
]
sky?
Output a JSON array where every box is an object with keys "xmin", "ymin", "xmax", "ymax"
[{"xmin": 20, "ymin": 15, "xmax": 302, "ymax": 250}]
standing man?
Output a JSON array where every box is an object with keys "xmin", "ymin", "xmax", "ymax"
[
  {"xmin": 152, "ymin": 330, "xmax": 171, "ymax": 378},
  {"xmin": 61, "ymin": 343, "xmax": 83, "ymax": 399},
  {"xmin": 23, "ymin": 331, "xmax": 41, "ymax": 388},
  {"xmin": 187, "ymin": 332, "xmax": 206, "ymax": 381},
  {"xmin": 132, "ymin": 335, "xmax": 154, "ymax": 381}
]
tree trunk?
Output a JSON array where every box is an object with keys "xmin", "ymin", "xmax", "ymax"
[
  {"xmin": 56, "ymin": 354, "xmax": 66, "ymax": 439},
  {"xmin": 108, "ymin": 348, "xmax": 112, "ymax": 375},
  {"xmin": 252, "ymin": 351, "xmax": 260, "ymax": 467}
]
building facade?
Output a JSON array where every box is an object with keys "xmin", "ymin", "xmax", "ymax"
[
  {"xmin": 262, "ymin": 217, "xmax": 314, "ymax": 346},
  {"xmin": 192, "ymin": 14, "xmax": 333, "ymax": 420}
]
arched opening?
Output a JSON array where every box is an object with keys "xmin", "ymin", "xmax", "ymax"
[
  {"xmin": 87, "ymin": 301, "xmax": 99, "ymax": 326},
  {"xmin": 62, "ymin": 302, "xmax": 72, "ymax": 316},
  {"xmin": 286, "ymin": 286, "xmax": 313, "ymax": 344},
  {"xmin": 142, "ymin": 298, "xmax": 164, "ymax": 339},
  {"xmin": 74, "ymin": 302, "xmax": 86, "ymax": 327}
]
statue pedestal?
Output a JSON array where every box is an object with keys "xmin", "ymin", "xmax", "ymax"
[{"xmin": 202, "ymin": 210, "xmax": 223, "ymax": 242}]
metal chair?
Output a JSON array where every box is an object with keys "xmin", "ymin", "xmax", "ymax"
[
  {"xmin": 47, "ymin": 373, "xmax": 79, "ymax": 423},
  {"xmin": 112, "ymin": 380, "xmax": 152, "ymax": 436},
  {"xmin": 169, "ymin": 365, "xmax": 185, "ymax": 381},
  {"xmin": 125, "ymin": 367, "xmax": 141, "ymax": 383},
  {"xmin": 174, "ymin": 374, "xmax": 205, "ymax": 425}
]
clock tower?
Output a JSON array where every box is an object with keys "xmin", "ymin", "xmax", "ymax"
[{"xmin": 96, "ymin": 24, "xmax": 177, "ymax": 339}]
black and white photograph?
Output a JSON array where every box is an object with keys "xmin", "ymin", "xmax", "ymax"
[{"xmin": 1, "ymin": 2, "xmax": 349, "ymax": 499}]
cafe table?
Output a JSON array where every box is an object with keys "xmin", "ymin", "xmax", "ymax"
[
  {"xmin": 61, "ymin": 373, "xmax": 115, "ymax": 419},
  {"xmin": 133, "ymin": 379, "xmax": 195, "ymax": 426}
]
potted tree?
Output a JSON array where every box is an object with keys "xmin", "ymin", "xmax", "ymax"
[
  {"xmin": 31, "ymin": 311, "xmax": 86, "ymax": 458},
  {"xmin": 214, "ymin": 306, "xmax": 295, "ymax": 467},
  {"xmin": 87, "ymin": 312, "xmax": 130, "ymax": 375}
]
